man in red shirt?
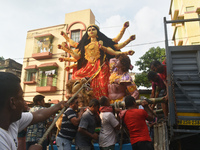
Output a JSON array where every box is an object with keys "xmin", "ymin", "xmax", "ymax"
[
  {"xmin": 150, "ymin": 60, "xmax": 166, "ymax": 81},
  {"xmin": 150, "ymin": 60, "xmax": 168, "ymax": 119},
  {"xmin": 123, "ymin": 95, "xmax": 154, "ymax": 150}
]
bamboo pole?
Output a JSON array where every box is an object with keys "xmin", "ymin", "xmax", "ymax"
[
  {"xmin": 112, "ymin": 97, "xmax": 166, "ymax": 108},
  {"xmin": 38, "ymin": 62, "xmax": 105, "ymax": 146}
]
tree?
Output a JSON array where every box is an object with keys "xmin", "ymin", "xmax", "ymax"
[
  {"xmin": 134, "ymin": 46, "xmax": 165, "ymax": 88},
  {"xmin": 0, "ymin": 56, "xmax": 4, "ymax": 61}
]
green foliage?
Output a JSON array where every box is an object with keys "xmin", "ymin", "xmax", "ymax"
[
  {"xmin": 135, "ymin": 46, "xmax": 165, "ymax": 71},
  {"xmin": 0, "ymin": 56, "xmax": 4, "ymax": 61},
  {"xmin": 135, "ymin": 46, "xmax": 165, "ymax": 88},
  {"xmin": 135, "ymin": 72, "xmax": 151, "ymax": 88}
]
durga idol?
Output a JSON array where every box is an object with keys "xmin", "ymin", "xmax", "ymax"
[{"xmin": 58, "ymin": 21, "xmax": 135, "ymax": 100}]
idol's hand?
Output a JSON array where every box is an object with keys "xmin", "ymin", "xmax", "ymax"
[
  {"xmin": 98, "ymin": 40, "xmax": 103, "ymax": 48},
  {"xmin": 129, "ymin": 35, "xmax": 136, "ymax": 41},
  {"xmin": 127, "ymin": 50, "xmax": 135, "ymax": 55},
  {"xmin": 124, "ymin": 21, "xmax": 129, "ymax": 28},
  {"xmin": 59, "ymin": 57, "xmax": 64, "ymax": 62}
]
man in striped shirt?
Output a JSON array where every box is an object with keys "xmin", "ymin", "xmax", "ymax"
[{"xmin": 56, "ymin": 96, "xmax": 84, "ymax": 150}]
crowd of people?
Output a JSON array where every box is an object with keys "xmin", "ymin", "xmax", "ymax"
[
  {"xmin": 0, "ymin": 66, "xmax": 160, "ymax": 150},
  {"xmin": 0, "ymin": 21, "xmax": 169, "ymax": 150},
  {"xmin": 0, "ymin": 56, "xmax": 168, "ymax": 150}
]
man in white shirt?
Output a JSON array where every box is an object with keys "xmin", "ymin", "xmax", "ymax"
[
  {"xmin": 0, "ymin": 72, "xmax": 67, "ymax": 150},
  {"xmin": 99, "ymin": 96, "xmax": 120, "ymax": 150}
]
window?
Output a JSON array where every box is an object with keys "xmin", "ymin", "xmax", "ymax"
[
  {"xmin": 186, "ymin": 6, "xmax": 195, "ymax": 12},
  {"xmin": 71, "ymin": 30, "xmax": 80, "ymax": 42},
  {"xmin": 69, "ymin": 31, "xmax": 80, "ymax": 58},
  {"xmin": 36, "ymin": 37, "xmax": 53, "ymax": 53},
  {"xmin": 38, "ymin": 69, "xmax": 57, "ymax": 87},
  {"xmin": 37, "ymin": 62, "xmax": 58, "ymax": 87},
  {"xmin": 192, "ymin": 42, "xmax": 200, "ymax": 45},
  {"xmin": 24, "ymin": 65, "xmax": 38, "ymax": 84},
  {"xmin": 26, "ymin": 71, "xmax": 36, "ymax": 82}
]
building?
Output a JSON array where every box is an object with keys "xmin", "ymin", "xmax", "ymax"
[
  {"xmin": 169, "ymin": 0, "xmax": 200, "ymax": 46},
  {"xmin": 21, "ymin": 9, "xmax": 95, "ymax": 102},
  {"xmin": 0, "ymin": 58, "xmax": 22, "ymax": 78}
]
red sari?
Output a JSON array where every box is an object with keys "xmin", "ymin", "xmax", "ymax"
[{"xmin": 72, "ymin": 59, "xmax": 110, "ymax": 100}]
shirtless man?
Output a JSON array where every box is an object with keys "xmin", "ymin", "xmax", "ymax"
[{"xmin": 108, "ymin": 54, "xmax": 139, "ymax": 104}]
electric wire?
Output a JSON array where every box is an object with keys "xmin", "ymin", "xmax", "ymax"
[{"xmin": 3, "ymin": 25, "xmax": 200, "ymax": 62}]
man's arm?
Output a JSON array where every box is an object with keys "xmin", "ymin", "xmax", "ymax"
[
  {"xmin": 70, "ymin": 108, "xmax": 84, "ymax": 126},
  {"xmin": 109, "ymin": 113, "xmax": 120, "ymax": 130},
  {"xmin": 141, "ymin": 100, "xmax": 154, "ymax": 121},
  {"xmin": 78, "ymin": 127, "xmax": 98, "ymax": 140},
  {"xmin": 114, "ymin": 123, "xmax": 120, "ymax": 130},
  {"xmin": 150, "ymin": 82, "xmax": 156, "ymax": 98},
  {"xmin": 150, "ymin": 88, "xmax": 155, "ymax": 98},
  {"xmin": 163, "ymin": 80, "xmax": 168, "ymax": 100},
  {"xmin": 30, "ymin": 101, "xmax": 67, "ymax": 125},
  {"xmin": 29, "ymin": 144, "xmax": 42, "ymax": 150}
]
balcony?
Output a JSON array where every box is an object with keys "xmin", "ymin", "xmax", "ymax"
[
  {"xmin": 32, "ymin": 51, "xmax": 53, "ymax": 60},
  {"xmin": 32, "ymin": 33, "xmax": 54, "ymax": 60},
  {"xmin": 36, "ymin": 86, "xmax": 57, "ymax": 93},
  {"xmin": 23, "ymin": 80, "xmax": 36, "ymax": 84},
  {"xmin": 38, "ymin": 62, "xmax": 58, "ymax": 70}
]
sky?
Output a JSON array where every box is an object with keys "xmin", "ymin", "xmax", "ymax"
[{"xmin": 0, "ymin": 0, "xmax": 173, "ymax": 73}]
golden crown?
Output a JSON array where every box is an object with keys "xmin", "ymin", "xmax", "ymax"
[{"xmin": 87, "ymin": 24, "xmax": 100, "ymax": 31}]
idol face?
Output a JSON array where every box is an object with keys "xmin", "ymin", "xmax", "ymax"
[{"xmin": 87, "ymin": 26, "xmax": 97, "ymax": 38}]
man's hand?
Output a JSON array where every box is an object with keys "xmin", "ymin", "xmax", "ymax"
[
  {"xmin": 164, "ymin": 95, "xmax": 168, "ymax": 101},
  {"xmin": 29, "ymin": 144, "xmax": 42, "ymax": 150},
  {"xmin": 92, "ymin": 133, "xmax": 99, "ymax": 140},
  {"xmin": 141, "ymin": 100, "xmax": 149, "ymax": 107},
  {"xmin": 79, "ymin": 107, "xmax": 85, "ymax": 116},
  {"xmin": 59, "ymin": 100, "xmax": 69, "ymax": 109}
]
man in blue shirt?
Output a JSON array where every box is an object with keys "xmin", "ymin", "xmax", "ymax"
[{"xmin": 56, "ymin": 96, "xmax": 84, "ymax": 150}]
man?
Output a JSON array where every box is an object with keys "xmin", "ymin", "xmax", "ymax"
[
  {"xmin": 26, "ymin": 95, "xmax": 51, "ymax": 150},
  {"xmin": 75, "ymin": 99, "xmax": 100, "ymax": 150},
  {"xmin": 150, "ymin": 60, "xmax": 166, "ymax": 81},
  {"xmin": 0, "ymin": 72, "xmax": 67, "ymax": 150},
  {"xmin": 148, "ymin": 71, "xmax": 166, "ymax": 110},
  {"xmin": 150, "ymin": 60, "xmax": 168, "ymax": 118},
  {"xmin": 56, "ymin": 96, "xmax": 84, "ymax": 150},
  {"xmin": 108, "ymin": 54, "xmax": 139, "ymax": 104},
  {"xmin": 99, "ymin": 96, "xmax": 120, "ymax": 150},
  {"xmin": 148, "ymin": 71, "xmax": 166, "ymax": 99},
  {"xmin": 150, "ymin": 60, "xmax": 167, "ymax": 97},
  {"xmin": 17, "ymin": 101, "xmax": 29, "ymax": 150},
  {"xmin": 123, "ymin": 95, "xmax": 154, "ymax": 150}
]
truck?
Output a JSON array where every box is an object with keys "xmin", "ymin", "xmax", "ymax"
[{"xmin": 153, "ymin": 17, "xmax": 200, "ymax": 150}]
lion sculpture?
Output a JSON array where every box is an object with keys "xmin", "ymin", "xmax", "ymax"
[{"xmin": 66, "ymin": 78, "xmax": 94, "ymax": 107}]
